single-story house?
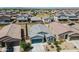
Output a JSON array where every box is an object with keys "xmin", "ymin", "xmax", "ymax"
[
  {"xmin": 49, "ymin": 22, "xmax": 72, "ymax": 40},
  {"xmin": 29, "ymin": 24, "xmax": 54, "ymax": 44},
  {"xmin": 68, "ymin": 15, "xmax": 78, "ymax": 21},
  {"xmin": 67, "ymin": 23, "xmax": 79, "ymax": 40},
  {"xmin": 49, "ymin": 22, "xmax": 79, "ymax": 41},
  {"xmin": 0, "ymin": 24, "xmax": 21, "ymax": 50},
  {"xmin": 65, "ymin": 12, "xmax": 78, "ymax": 21},
  {"xmin": 57, "ymin": 14, "xmax": 69, "ymax": 21},
  {"xmin": 11, "ymin": 12, "xmax": 17, "ymax": 17},
  {"xmin": 64, "ymin": 24, "xmax": 79, "ymax": 41},
  {"xmin": 56, "ymin": 11, "xmax": 79, "ymax": 22},
  {"xmin": 56, "ymin": 11, "xmax": 69, "ymax": 21},
  {"xmin": 42, "ymin": 17, "xmax": 54, "ymax": 23},
  {"xmin": 0, "ymin": 16, "xmax": 11, "ymax": 24},
  {"xmin": 67, "ymin": 23, "xmax": 79, "ymax": 48},
  {"xmin": 30, "ymin": 17, "xmax": 43, "ymax": 23},
  {"xmin": 11, "ymin": 16, "xmax": 17, "ymax": 21},
  {"xmin": 16, "ymin": 14, "xmax": 28, "ymax": 22}
]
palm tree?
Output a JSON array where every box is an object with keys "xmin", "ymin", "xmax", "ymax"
[{"xmin": 44, "ymin": 34, "xmax": 46, "ymax": 42}]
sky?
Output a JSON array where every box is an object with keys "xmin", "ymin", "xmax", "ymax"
[{"xmin": 0, "ymin": 0, "xmax": 78, "ymax": 7}]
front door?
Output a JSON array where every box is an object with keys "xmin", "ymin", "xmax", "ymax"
[
  {"xmin": 1, "ymin": 42, "xmax": 5, "ymax": 47},
  {"xmin": 65, "ymin": 34, "xmax": 68, "ymax": 39}
]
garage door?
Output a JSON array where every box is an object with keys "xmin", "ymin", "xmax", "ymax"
[
  {"xmin": 70, "ymin": 36, "xmax": 79, "ymax": 40},
  {"xmin": 32, "ymin": 39, "xmax": 42, "ymax": 44}
]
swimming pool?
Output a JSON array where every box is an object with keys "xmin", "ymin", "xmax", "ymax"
[{"xmin": 32, "ymin": 39, "xmax": 42, "ymax": 44}]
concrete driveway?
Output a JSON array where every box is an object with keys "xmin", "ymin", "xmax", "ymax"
[
  {"xmin": 30, "ymin": 43, "xmax": 46, "ymax": 52},
  {"xmin": 70, "ymin": 40, "xmax": 79, "ymax": 49}
]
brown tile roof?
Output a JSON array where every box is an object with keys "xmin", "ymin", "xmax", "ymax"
[
  {"xmin": 49, "ymin": 22, "xmax": 71, "ymax": 35},
  {"xmin": 0, "ymin": 24, "xmax": 21, "ymax": 39}
]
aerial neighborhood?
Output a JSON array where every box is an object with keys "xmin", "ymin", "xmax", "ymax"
[{"xmin": 0, "ymin": 8, "xmax": 79, "ymax": 52}]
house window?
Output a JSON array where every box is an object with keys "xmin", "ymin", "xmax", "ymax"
[
  {"xmin": 65, "ymin": 34, "xmax": 68, "ymax": 39},
  {"xmin": 1, "ymin": 42, "xmax": 5, "ymax": 47}
]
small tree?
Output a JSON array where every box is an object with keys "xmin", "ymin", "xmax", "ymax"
[
  {"xmin": 24, "ymin": 43, "xmax": 33, "ymax": 51},
  {"xmin": 56, "ymin": 46, "xmax": 61, "ymax": 52},
  {"xmin": 20, "ymin": 40, "xmax": 26, "ymax": 50},
  {"xmin": 20, "ymin": 40, "xmax": 33, "ymax": 51},
  {"xmin": 54, "ymin": 41, "xmax": 59, "ymax": 46}
]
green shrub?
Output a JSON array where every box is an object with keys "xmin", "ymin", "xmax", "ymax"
[
  {"xmin": 54, "ymin": 41, "xmax": 59, "ymax": 46},
  {"xmin": 54, "ymin": 41, "xmax": 62, "ymax": 52},
  {"xmin": 20, "ymin": 41, "xmax": 26, "ymax": 49},
  {"xmin": 48, "ymin": 42, "xmax": 51, "ymax": 45},
  {"xmin": 56, "ymin": 46, "xmax": 61, "ymax": 52},
  {"xmin": 20, "ymin": 41, "xmax": 33, "ymax": 51}
]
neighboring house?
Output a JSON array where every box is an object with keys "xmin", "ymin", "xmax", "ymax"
[
  {"xmin": 49, "ymin": 22, "xmax": 79, "ymax": 41},
  {"xmin": 66, "ymin": 24, "xmax": 79, "ymax": 40},
  {"xmin": 57, "ymin": 14, "xmax": 68, "ymax": 21},
  {"xmin": 67, "ymin": 23, "xmax": 79, "ymax": 49},
  {"xmin": 49, "ymin": 22, "xmax": 72, "ymax": 40},
  {"xmin": 42, "ymin": 17, "xmax": 54, "ymax": 23},
  {"xmin": 68, "ymin": 15, "xmax": 78, "ymax": 21},
  {"xmin": 65, "ymin": 12, "xmax": 78, "ymax": 21},
  {"xmin": 16, "ymin": 14, "xmax": 28, "ymax": 22},
  {"xmin": 29, "ymin": 24, "xmax": 54, "ymax": 44},
  {"xmin": 63, "ymin": 24, "xmax": 79, "ymax": 41},
  {"xmin": 56, "ymin": 11, "xmax": 78, "ymax": 22},
  {"xmin": 11, "ymin": 12, "xmax": 17, "ymax": 17},
  {"xmin": 30, "ymin": 17, "xmax": 42, "ymax": 23},
  {"xmin": 0, "ymin": 24, "xmax": 21, "ymax": 51},
  {"xmin": 11, "ymin": 16, "xmax": 16, "ymax": 21},
  {"xmin": 56, "ymin": 11, "xmax": 69, "ymax": 21},
  {"xmin": 0, "ymin": 16, "xmax": 11, "ymax": 24}
]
